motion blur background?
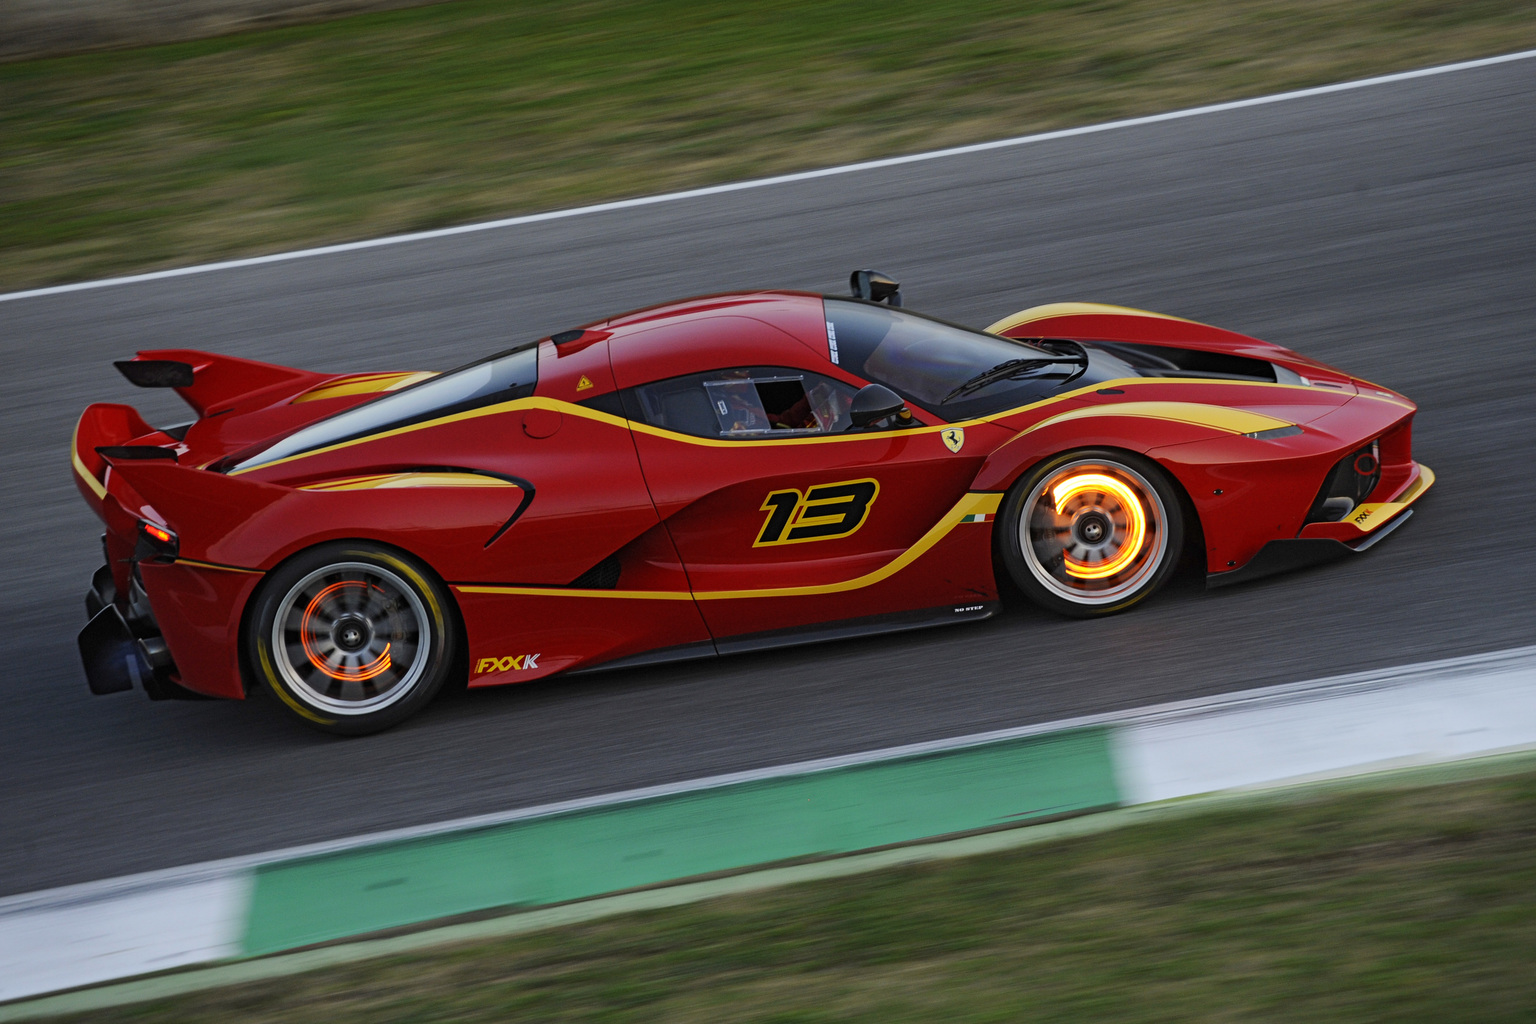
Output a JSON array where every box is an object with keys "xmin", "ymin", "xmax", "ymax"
[{"xmin": 3, "ymin": 2, "xmax": 1536, "ymax": 1020}]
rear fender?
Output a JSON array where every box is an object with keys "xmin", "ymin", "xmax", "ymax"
[
  {"xmin": 95, "ymin": 458, "xmax": 289, "ymax": 567},
  {"xmin": 107, "ymin": 458, "xmax": 547, "ymax": 586},
  {"xmin": 137, "ymin": 560, "xmax": 261, "ymax": 699}
]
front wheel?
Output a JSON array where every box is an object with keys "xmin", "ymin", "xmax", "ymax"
[
  {"xmin": 999, "ymin": 450, "xmax": 1184, "ymax": 617},
  {"xmin": 247, "ymin": 543, "xmax": 457, "ymax": 735}
]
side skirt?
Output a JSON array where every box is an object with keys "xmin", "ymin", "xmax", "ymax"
[
  {"xmin": 569, "ymin": 640, "xmax": 718, "ymax": 676},
  {"xmin": 714, "ymin": 602, "xmax": 998, "ymax": 656},
  {"xmin": 574, "ymin": 602, "xmax": 998, "ymax": 675}
]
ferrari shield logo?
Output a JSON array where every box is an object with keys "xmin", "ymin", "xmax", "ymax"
[{"xmin": 941, "ymin": 427, "xmax": 965, "ymax": 453}]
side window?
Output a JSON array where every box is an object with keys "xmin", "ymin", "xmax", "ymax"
[{"xmin": 633, "ymin": 367, "xmax": 856, "ymax": 439}]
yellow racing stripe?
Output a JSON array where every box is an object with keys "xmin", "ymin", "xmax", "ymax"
[
  {"xmin": 986, "ymin": 302, "xmax": 1197, "ymax": 335},
  {"xmin": 454, "ymin": 492, "xmax": 1004, "ymax": 602},
  {"xmin": 1344, "ymin": 464, "xmax": 1436, "ymax": 533},
  {"xmin": 70, "ymin": 420, "xmax": 108, "ymax": 500},
  {"xmin": 230, "ymin": 377, "xmax": 1338, "ymax": 475},
  {"xmin": 694, "ymin": 491, "xmax": 1002, "ymax": 600},
  {"xmin": 298, "ymin": 472, "xmax": 522, "ymax": 492},
  {"xmin": 174, "ymin": 558, "xmax": 262, "ymax": 575},
  {"xmin": 291, "ymin": 371, "xmax": 437, "ymax": 403},
  {"xmin": 1021, "ymin": 401, "xmax": 1293, "ymax": 437}
]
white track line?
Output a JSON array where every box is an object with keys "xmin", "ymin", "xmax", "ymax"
[
  {"xmin": 3, "ymin": 644, "xmax": 1534, "ymax": 1004},
  {"xmin": 3, "ymin": 47, "xmax": 1534, "ymax": 306},
  {"xmin": 1115, "ymin": 650, "xmax": 1536, "ymax": 802},
  {"xmin": 0, "ymin": 874, "xmax": 249, "ymax": 1004},
  {"xmin": 4, "ymin": 643, "xmax": 1532, "ymax": 917}
]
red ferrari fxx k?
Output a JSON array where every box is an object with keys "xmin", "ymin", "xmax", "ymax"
[{"xmin": 73, "ymin": 271, "xmax": 1433, "ymax": 733}]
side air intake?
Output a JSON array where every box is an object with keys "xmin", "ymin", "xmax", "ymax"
[
  {"xmin": 570, "ymin": 556, "xmax": 621, "ymax": 590},
  {"xmin": 1305, "ymin": 441, "xmax": 1381, "ymax": 523}
]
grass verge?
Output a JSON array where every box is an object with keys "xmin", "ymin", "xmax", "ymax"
[
  {"xmin": 40, "ymin": 765, "xmax": 1536, "ymax": 1022},
  {"xmin": 3, "ymin": 0, "xmax": 1536, "ymax": 290}
]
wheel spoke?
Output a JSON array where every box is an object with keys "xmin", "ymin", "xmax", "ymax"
[
  {"xmin": 270, "ymin": 559, "xmax": 434, "ymax": 718},
  {"xmin": 1019, "ymin": 460, "xmax": 1171, "ymax": 605}
]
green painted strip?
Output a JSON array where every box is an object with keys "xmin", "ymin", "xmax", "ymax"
[
  {"xmin": 242, "ymin": 726, "xmax": 1118, "ymax": 955},
  {"xmin": 16, "ymin": 749, "xmax": 1536, "ymax": 1022}
]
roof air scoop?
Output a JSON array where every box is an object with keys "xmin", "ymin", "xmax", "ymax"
[{"xmin": 850, "ymin": 269, "xmax": 902, "ymax": 307}]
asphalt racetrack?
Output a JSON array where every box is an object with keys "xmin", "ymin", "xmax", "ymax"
[{"xmin": 2, "ymin": 58, "xmax": 1534, "ymax": 897}]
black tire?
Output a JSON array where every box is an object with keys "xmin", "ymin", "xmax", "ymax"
[
  {"xmin": 247, "ymin": 542, "xmax": 457, "ymax": 735},
  {"xmin": 998, "ymin": 449, "xmax": 1184, "ymax": 618}
]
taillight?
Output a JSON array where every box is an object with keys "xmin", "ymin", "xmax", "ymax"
[{"xmin": 136, "ymin": 520, "xmax": 179, "ymax": 562}]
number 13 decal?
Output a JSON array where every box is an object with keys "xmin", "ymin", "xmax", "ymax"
[{"xmin": 756, "ymin": 478, "xmax": 879, "ymax": 547}]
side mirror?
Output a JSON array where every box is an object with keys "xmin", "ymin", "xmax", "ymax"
[
  {"xmin": 849, "ymin": 269, "xmax": 902, "ymax": 306},
  {"xmin": 850, "ymin": 383, "xmax": 910, "ymax": 428}
]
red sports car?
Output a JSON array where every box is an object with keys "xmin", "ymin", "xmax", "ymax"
[{"xmin": 73, "ymin": 271, "xmax": 1433, "ymax": 733}]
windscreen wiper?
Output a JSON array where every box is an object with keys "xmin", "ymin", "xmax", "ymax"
[{"xmin": 940, "ymin": 344, "xmax": 1088, "ymax": 404}]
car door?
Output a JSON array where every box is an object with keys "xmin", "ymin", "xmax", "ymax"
[{"xmin": 620, "ymin": 359, "xmax": 993, "ymax": 644}]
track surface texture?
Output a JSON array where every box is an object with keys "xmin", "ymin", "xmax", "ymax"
[{"xmin": 1, "ymin": 60, "xmax": 1533, "ymax": 896}]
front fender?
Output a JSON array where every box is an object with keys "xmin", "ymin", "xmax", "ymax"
[
  {"xmin": 972, "ymin": 411, "xmax": 1238, "ymax": 493},
  {"xmin": 1147, "ymin": 432, "xmax": 1359, "ymax": 574}
]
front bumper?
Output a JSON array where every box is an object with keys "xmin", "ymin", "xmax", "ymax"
[{"xmin": 1207, "ymin": 463, "xmax": 1434, "ymax": 589}]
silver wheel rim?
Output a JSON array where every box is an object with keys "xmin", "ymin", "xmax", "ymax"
[
  {"xmin": 270, "ymin": 561, "xmax": 430, "ymax": 715},
  {"xmin": 1019, "ymin": 459, "xmax": 1168, "ymax": 606}
]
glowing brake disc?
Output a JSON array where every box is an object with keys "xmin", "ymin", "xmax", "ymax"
[{"xmin": 1020, "ymin": 460, "xmax": 1168, "ymax": 605}]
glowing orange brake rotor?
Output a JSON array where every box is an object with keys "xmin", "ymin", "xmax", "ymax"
[
  {"xmin": 1050, "ymin": 472, "xmax": 1147, "ymax": 580},
  {"xmin": 299, "ymin": 581, "xmax": 393, "ymax": 681}
]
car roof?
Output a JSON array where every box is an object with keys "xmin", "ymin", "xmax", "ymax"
[
  {"xmin": 599, "ymin": 289, "xmax": 822, "ymax": 331},
  {"xmin": 596, "ymin": 291, "xmax": 845, "ymax": 390}
]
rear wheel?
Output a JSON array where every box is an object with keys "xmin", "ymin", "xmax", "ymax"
[
  {"xmin": 248, "ymin": 543, "xmax": 456, "ymax": 735},
  {"xmin": 999, "ymin": 450, "xmax": 1183, "ymax": 617}
]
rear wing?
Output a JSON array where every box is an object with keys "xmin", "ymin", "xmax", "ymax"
[
  {"xmin": 72, "ymin": 403, "xmax": 156, "ymax": 511},
  {"xmin": 116, "ymin": 349, "xmax": 327, "ymax": 417}
]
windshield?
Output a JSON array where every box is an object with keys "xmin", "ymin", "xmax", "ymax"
[
  {"xmin": 231, "ymin": 343, "xmax": 539, "ymax": 471},
  {"xmin": 824, "ymin": 299, "xmax": 1122, "ymax": 420}
]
